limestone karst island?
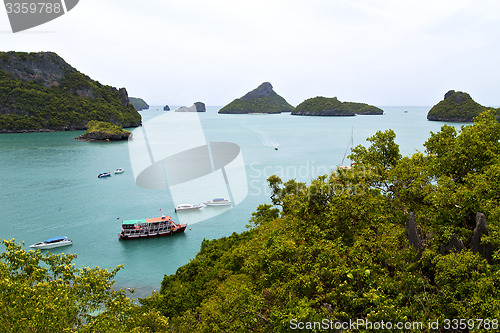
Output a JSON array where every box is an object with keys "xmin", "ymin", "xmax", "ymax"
[
  {"xmin": 427, "ymin": 90, "xmax": 499, "ymax": 122},
  {"xmin": 0, "ymin": 51, "xmax": 141, "ymax": 135},
  {"xmin": 218, "ymin": 82, "xmax": 294, "ymax": 114}
]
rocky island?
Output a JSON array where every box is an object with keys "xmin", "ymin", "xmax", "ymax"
[
  {"xmin": 291, "ymin": 96, "xmax": 383, "ymax": 116},
  {"xmin": 218, "ymin": 82, "xmax": 294, "ymax": 114},
  {"xmin": 175, "ymin": 102, "xmax": 206, "ymax": 112},
  {"xmin": 129, "ymin": 97, "xmax": 149, "ymax": 111},
  {"xmin": 75, "ymin": 120, "xmax": 131, "ymax": 141},
  {"xmin": 427, "ymin": 90, "xmax": 497, "ymax": 122},
  {"xmin": 163, "ymin": 105, "xmax": 170, "ymax": 111},
  {"xmin": 0, "ymin": 51, "xmax": 141, "ymax": 133}
]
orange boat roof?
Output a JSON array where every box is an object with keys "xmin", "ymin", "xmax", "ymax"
[{"xmin": 145, "ymin": 216, "xmax": 173, "ymax": 223}]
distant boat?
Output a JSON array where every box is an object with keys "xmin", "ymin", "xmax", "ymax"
[
  {"xmin": 203, "ymin": 198, "xmax": 231, "ymax": 206},
  {"xmin": 29, "ymin": 236, "xmax": 72, "ymax": 250},
  {"xmin": 118, "ymin": 214, "xmax": 187, "ymax": 240},
  {"xmin": 274, "ymin": 145, "xmax": 279, "ymax": 150},
  {"xmin": 98, "ymin": 172, "xmax": 111, "ymax": 178},
  {"xmin": 404, "ymin": 110, "xmax": 409, "ymax": 113},
  {"xmin": 175, "ymin": 204, "xmax": 203, "ymax": 212},
  {"xmin": 114, "ymin": 168, "xmax": 124, "ymax": 174}
]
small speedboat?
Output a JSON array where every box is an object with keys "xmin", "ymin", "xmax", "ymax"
[
  {"xmin": 175, "ymin": 204, "xmax": 204, "ymax": 212},
  {"xmin": 203, "ymin": 198, "xmax": 232, "ymax": 206},
  {"xmin": 114, "ymin": 168, "xmax": 124, "ymax": 174},
  {"xmin": 98, "ymin": 172, "xmax": 111, "ymax": 178},
  {"xmin": 29, "ymin": 236, "xmax": 72, "ymax": 250}
]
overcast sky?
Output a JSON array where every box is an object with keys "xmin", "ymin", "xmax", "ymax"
[{"xmin": 1, "ymin": 0, "xmax": 499, "ymax": 107}]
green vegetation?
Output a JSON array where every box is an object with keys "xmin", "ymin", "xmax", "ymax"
[
  {"xmin": 0, "ymin": 51, "xmax": 141, "ymax": 132},
  {"xmin": 0, "ymin": 240, "xmax": 168, "ymax": 332},
  {"xmin": 292, "ymin": 96, "xmax": 383, "ymax": 116},
  {"xmin": 77, "ymin": 120, "xmax": 131, "ymax": 141},
  {"xmin": 427, "ymin": 90, "xmax": 498, "ymax": 122},
  {"xmin": 129, "ymin": 97, "xmax": 149, "ymax": 110},
  {"xmin": 3, "ymin": 111, "xmax": 500, "ymax": 331},
  {"xmin": 343, "ymin": 101, "xmax": 384, "ymax": 115},
  {"xmin": 218, "ymin": 82, "xmax": 294, "ymax": 114},
  {"xmin": 140, "ymin": 111, "xmax": 500, "ymax": 331}
]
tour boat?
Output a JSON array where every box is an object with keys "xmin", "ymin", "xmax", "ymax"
[
  {"xmin": 29, "ymin": 236, "xmax": 73, "ymax": 250},
  {"xmin": 203, "ymin": 198, "xmax": 232, "ymax": 206},
  {"xmin": 114, "ymin": 168, "xmax": 124, "ymax": 174},
  {"xmin": 98, "ymin": 172, "xmax": 111, "ymax": 178},
  {"xmin": 118, "ymin": 214, "xmax": 187, "ymax": 240},
  {"xmin": 175, "ymin": 204, "xmax": 203, "ymax": 212}
]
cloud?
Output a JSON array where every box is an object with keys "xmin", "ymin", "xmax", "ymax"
[{"xmin": 1, "ymin": 0, "xmax": 500, "ymax": 106}]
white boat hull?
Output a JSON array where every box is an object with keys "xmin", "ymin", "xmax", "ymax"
[
  {"xmin": 29, "ymin": 240, "xmax": 72, "ymax": 249},
  {"xmin": 175, "ymin": 204, "xmax": 203, "ymax": 211}
]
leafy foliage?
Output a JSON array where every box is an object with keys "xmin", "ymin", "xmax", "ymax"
[
  {"xmin": 142, "ymin": 110, "xmax": 500, "ymax": 332},
  {"xmin": 0, "ymin": 240, "xmax": 169, "ymax": 332}
]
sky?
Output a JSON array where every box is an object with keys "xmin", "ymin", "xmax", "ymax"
[{"xmin": 0, "ymin": 0, "xmax": 499, "ymax": 107}]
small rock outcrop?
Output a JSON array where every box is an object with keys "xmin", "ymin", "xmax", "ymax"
[
  {"xmin": 75, "ymin": 120, "xmax": 131, "ymax": 142},
  {"xmin": 470, "ymin": 212, "xmax": 493, "ymax": 262},
  {"xmin": 291, "ymin": 96, "xmax": 383, "ymax": 116},
  {"xmin": 405, "ymin": 211, "xmax": 494, "ymax": 263},
  {"xmin": 218, "ymin": 82, "xmax": 294, "ymax": 114},
  {"xmin": 439, "ymin": 234, "xmax": 465, "ymax": 255},
  {"xmin": 163, "ymin": 105, "xmax": 170, "ymax": 111},
  {"xmin": 175, "ymin": 102, "xmax": 206, "ymax": 112},
  {"xmin": 427, "ymin": 90, "xmax": 495, "ymax": 122},
  {"xmin": 405, "ymin": 212, "xmax": 422, "ymax": 250}
]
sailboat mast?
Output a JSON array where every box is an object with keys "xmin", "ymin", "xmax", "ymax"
[{"xmin": 341, "ymin": 127, "xmax": 353, "ymax": 166}]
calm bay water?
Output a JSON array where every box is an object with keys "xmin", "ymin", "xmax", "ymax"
[{"xmin": 0, "ymin": 106, "xmax": 464, "ymax": 297}]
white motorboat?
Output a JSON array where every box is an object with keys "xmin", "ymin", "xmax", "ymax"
[
  {"xmin": 29, "ymin": 236, "xmax": 72, "ymax": 250},
  {"xmin": 203, "ymin": 198, "xmax": 232, "ymax": 206},
  {"xmin": 175, "ymin": 204, "xmax": 204, "ymax": 212},
  {"xmin": 114, "ymin": 168, "xmax": 124, "ymax": 174}
]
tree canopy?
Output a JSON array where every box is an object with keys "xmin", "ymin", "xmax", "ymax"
[
  {"xmin": 142, "ymin": 110, "xmax": 500, "ymax": 332},
  {"xmin": 0, "ymin": 240, "xmax": 169, "ymax": 332}
]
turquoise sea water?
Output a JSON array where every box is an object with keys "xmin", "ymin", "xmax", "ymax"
[{"xmin": 0, "ymin": 106, "xmax": 465, "ymax": 297}]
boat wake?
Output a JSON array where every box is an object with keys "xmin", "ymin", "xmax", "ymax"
[{"xmin": 246, "ymin": 125, "xmax": 279, "ymax": 149}]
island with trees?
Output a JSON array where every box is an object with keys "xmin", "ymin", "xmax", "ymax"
[
  {"xmin": 291, "ymin": 96, "xmax": 383, "ymax": 116},
  {"xmin": 129, "ymin": 97, "xmax": 149, "ymax": 111},
  {"xmin": 75, "ymin": 120, "xmax": 131, "ymax": 141},
  {"xmin": 218, "ymin": 82, "xmax": 294, "ymax": 114},
  {"xmin": 427, "ymin": 90, "xmax": 498, "ymax": 122},
  {"xmin": 0, "ymin": 51, "xmax": 141, "ymax": 133}
]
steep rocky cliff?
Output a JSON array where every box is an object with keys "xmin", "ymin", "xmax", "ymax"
[{"xmin": 0, "ymin": 51, "xmax": 141, "ymax": 132}]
